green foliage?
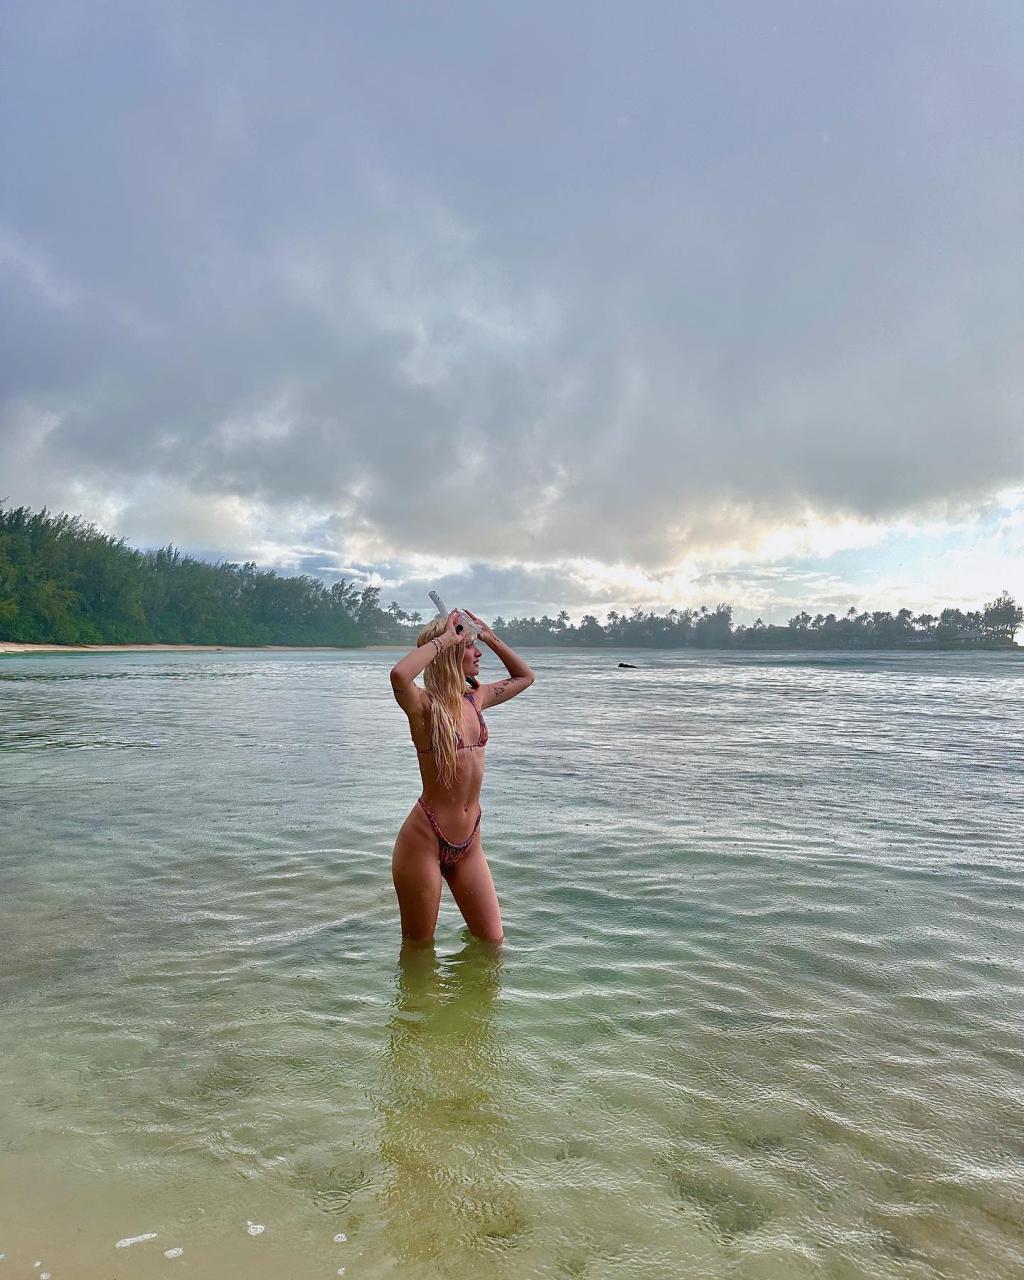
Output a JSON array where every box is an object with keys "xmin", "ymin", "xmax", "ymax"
[
  {"xmin": 479, "ymin": 595, "xmax": 1022, "ymax": 649},
  {"xmin": 0, "ymin": 503, "xmax": 408, "ymax": 647},
  {"xmin": 3, "ymin": 501, "xmax": 1020, "ymax": 651}
]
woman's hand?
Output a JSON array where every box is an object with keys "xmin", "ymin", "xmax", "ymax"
[
  {"xmin": 442, "ymin": 609, "xmax": 465, "ymax": 644},
  {"xmin": 463, "ymin": 609, "xmax": 496, "ymax": 645}
]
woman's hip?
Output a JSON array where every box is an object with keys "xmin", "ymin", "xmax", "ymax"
[{"xmin": 393, "ymin": 796, "xmax": 483, "ymax": 874}]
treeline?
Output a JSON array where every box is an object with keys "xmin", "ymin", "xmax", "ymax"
[
  {"xmin": 484, "ymin": 597, "xmax": 1023, "ymax": 649},
  {"xmin": 0, "ymin": 504, "xmax": 419, "ymax": 646},
  {"xmin": 3, "ymin": 502, "xmax": 1020, "ymax": 651}
]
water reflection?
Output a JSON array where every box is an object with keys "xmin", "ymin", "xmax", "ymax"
[{"xmin": 369, "ymin": 936, "xmax": 529, "ymax": 1276}]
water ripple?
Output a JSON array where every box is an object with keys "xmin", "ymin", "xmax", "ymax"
[{"xmin": 1, "ymin": 649, "xmax": 1023, "ymax": 1277}]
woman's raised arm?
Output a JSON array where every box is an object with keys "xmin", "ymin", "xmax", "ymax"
[
  {"xmin": 389, "ymin": 611, "xmax": 461, "ymax": 715},
  {"xmin": 463, "ymin": 611, "xmax": 535, "ymax": 709}
]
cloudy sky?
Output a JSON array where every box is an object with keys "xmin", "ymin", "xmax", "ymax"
[{"xmin": 2, "ymin": 1, "xmax": 1022, "ymax": 624}]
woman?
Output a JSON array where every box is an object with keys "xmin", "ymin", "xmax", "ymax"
[{"xmin": 389, "ymin": 608, "xmax": 535, "ymax": 944}]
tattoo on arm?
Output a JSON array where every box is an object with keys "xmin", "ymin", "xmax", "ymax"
[
  {"xmin": 490, "ymin": 678, "xmax": 515, "ymax": 704},
  {"xmin": 486, "ymin": 673, "xmax": 533, "ymax": 707}
]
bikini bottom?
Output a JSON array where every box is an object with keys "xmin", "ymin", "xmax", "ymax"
[{"xmin": 417, "ymin": 795, "xmax": 481, "ymax": 875}]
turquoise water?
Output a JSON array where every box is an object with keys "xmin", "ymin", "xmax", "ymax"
[{"xmin": 1, "ymin": 648, "xmax": 1022, "ymax": 1279}]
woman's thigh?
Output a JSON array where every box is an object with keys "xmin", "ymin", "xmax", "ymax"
[
  {"xmin": 444, "ymin": 838, "xmax": 504, "ymax": 943},
  {"xmin": 391, "ymin": 811, "xmax": 442, "ymax": 942}
]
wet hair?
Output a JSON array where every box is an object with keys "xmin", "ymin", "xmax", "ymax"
[{"xmin": 416, "ymin": 616, "xmax": 471, "ymax": 791}]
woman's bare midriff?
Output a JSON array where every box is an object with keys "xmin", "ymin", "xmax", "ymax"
[
  {"xmin": 407, "ymin": 699, "xmax": 486, "ymax": 844},
  {"xmin": 416, "ymin": 749, "xmax": 484, "ymax": 834}
]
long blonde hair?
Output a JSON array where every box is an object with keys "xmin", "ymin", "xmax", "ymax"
[{"xmin": 417, "ymin": 616, "xmax": 468, "ymax": 791}]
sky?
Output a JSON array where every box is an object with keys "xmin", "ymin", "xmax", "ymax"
[{"xmin": 2, "ymin": 0, "xmax": 1022, "ymax": 626}]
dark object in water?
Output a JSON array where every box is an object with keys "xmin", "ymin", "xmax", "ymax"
[{"xmin": 618, "ymin": 662, "xmax": 638, "ymax": 668}]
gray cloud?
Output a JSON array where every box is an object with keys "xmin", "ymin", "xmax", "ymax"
[{"xmin": 2, "ymin": 1, "xmax": 1023, "ymax": 594}]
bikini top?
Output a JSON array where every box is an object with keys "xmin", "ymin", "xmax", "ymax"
[{"xmin": 415, "ymin": 689, "xmax": 489, "ymax": 755}]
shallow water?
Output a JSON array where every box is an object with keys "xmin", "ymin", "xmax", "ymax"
[{"xmin": 1, "ymin": 648, "xmax": 1022, "ymax": 1279}]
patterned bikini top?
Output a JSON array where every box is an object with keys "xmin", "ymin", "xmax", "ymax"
[{"xmin": 415, "ymin": 689, "xmax": 489, "ymax": 755}]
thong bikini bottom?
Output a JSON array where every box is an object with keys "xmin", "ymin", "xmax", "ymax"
[{"xmin": 416, "ymin": 795, "xmax": 481, "ymax": 874}]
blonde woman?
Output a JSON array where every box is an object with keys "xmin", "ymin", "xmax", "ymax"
[{"xmin": 389, "ymin": 609, "xmax": 535, "ymax": 944}]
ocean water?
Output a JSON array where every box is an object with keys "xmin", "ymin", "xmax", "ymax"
[{"xmin": 1, "ymin": 647, "xmax": 1022, "ymax": 1280}]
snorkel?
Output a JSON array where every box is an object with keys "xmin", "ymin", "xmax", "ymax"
[
  {"xmin": 429, "ymin": 591, "xmax": 480, "ymax": 688},
  {"xmin": 428, "ymin": 591, "xmax": 479, "ymax": 641}
]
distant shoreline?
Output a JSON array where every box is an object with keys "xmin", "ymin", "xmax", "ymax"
[
  {"xmin": 1, "ymin": 640, "xmax": 1018, "ymax": 657},
  {"xmin": 0, "ymin": 642, "xmax": 377, "ymax": 655}
]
